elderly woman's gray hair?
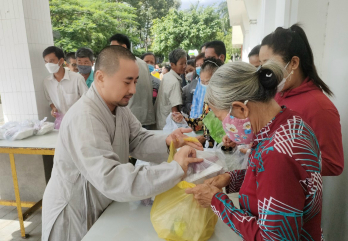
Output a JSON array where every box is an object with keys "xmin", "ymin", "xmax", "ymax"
[
  {"xmin": 169, "ymin": 49, "xmax": 187, "ymax": 65},
  {"xmin": 205, "ymin": 61, "xmax": 284, "ymax": 110}
]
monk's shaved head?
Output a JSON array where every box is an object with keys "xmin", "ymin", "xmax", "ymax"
[{"xmin": 95, "ymin": 45, "xmax": 136, "ymax": 76}]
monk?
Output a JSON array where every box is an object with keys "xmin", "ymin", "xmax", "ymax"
[{"xmin": 42, "ymin": 46, "xmax": 203, "ymax": 241}]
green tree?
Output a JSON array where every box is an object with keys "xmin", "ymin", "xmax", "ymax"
[
  {"xmin": 108, "ymin": 0, "xmax": 181, "ymax": 51},
  {"xmin": 151, "ymin": 6, "xmax": 221, "ymax": 58},
  {"xmin": 49, "ymin": 0, "xmax": 138, "ymax": 54}
]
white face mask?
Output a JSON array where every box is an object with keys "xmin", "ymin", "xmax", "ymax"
[
  {"xmin": 186, "ymin": 72, "xmax": 194, "ymax": 82},
  {"xmin": 277, "ymin": 62, "xmax": 293, "ymax": 92},
  {"xmin": 45, "ymin": 61, "xmax": 61, "ymax": 74}
]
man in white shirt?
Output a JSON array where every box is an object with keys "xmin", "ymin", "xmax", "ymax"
[
  {"xmin": 155, "ymin": 49, "xmax": 187, "ymax": 130},
  {"xmin": 43, "ymin": 46, "xmax": 88, "ymax": 117},
  {"xmin": 109, "ymin": 34, "xmax": 156, "ymax": 129}
]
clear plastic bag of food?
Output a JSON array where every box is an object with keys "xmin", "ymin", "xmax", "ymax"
[{"xmin": 163, "ymin": 113, "xmax": 190, "ymax": 132}]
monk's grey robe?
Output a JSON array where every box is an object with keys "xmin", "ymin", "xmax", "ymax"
[{"xmin": 42, "ymin": 83, "xmax": 183, "ymax": 241}]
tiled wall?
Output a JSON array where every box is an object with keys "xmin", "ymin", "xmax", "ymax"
[{"xmin": 0, "ymin": 0, "xmax": 53, "ymax": 122}]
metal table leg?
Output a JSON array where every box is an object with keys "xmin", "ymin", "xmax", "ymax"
[{"xmin": 9, "ymin": 153, "xmax": 28, "ymax": 239}]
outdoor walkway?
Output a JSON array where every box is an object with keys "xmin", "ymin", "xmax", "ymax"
[{"xmin": 0, "ymin": 205, "xmax": 41, "ymax": 241}]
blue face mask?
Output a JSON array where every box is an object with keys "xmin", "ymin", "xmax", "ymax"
[
  {"xmin": 148, "ymin": 64, "xmax": 155, "ymax": 73},
  {"xmin": 196, "ymin": 67, "xmax": 201, "ymax": 76}
]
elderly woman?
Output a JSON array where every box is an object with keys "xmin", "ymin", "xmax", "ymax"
[{"xmin": 186, "ymin": 61, "xmax": 323, "ymax": 240}]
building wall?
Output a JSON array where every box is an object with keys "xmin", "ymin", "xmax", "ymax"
[
  {"xmin": 0, "ymin": 0, "xmax": 54, "ymax": 201},
  {"xmin": 228, "ymin": 0, "xmax": 348, "ymax": 240}
]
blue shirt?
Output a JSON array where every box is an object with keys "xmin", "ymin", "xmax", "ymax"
[
  {"xmin": 85, "ymin": 70, "xmax": 94, "ymax": 88},
  {"xmin": 190, "ymin": 78, "xmax": 207, "ymax": 118}
]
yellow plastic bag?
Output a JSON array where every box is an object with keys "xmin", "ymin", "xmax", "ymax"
[
  {"xmin": 151, "ymin": 181, "xmax": 218, "ymax": 241},
  {"xmin": 167, "ymin": 137, "xmax": 200, "ymax": 163}
]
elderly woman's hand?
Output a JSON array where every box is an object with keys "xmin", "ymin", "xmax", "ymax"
[
  {"xmin": 223, "ymin": 135, "xmax": 237, "ymax": 148},
  {"xmin": 204, "ymin": 173, "xmax": 230, "ymax": 189},
  {"xmin": 185, "ymin": 184, "xmax": 222, "ymax": 208}
]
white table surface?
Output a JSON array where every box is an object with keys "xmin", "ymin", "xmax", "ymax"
[
  {"xmin": 82, "ymin": 200, "xmax": 242, "ymax": 241},
  {"xmin": 0, "ymin": 129, "xmax": 186, "ymax": 150},
  {"xmin": 0, "ymin": 130, "xmax": 59, "ymax": 149}
]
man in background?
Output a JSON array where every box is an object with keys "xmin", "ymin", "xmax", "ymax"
[
  {"xmin": 76, "ymin": 47, "xmax": 95, "ymax": 88},
  {"xmin": 155, "ymin": 49, "xmax": 187, "ymax": 130},
  {"xmin": 204, "ymin": 40, "xmax": 226, "ymax": 62},
  {"xmin": 109, "ymin": 34, "xmax": 155, "ymax": 129},
  {"xmin": 65, "ymin": 52, "xmax": 78, "ymax": 72},
  {"xmin": 248, "ymin": 44, "xmax": 261, "ymax": 67},
  {"xmin": 43, "ymin": 46, "xmax": 88, "ymax": 118},
  {"xmin": 141, "ymin": 53, "xmax": 161, "ymax": 105}
]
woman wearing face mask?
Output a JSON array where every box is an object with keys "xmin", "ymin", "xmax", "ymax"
[
  {"xmin": 186, "ymin": 61, "xmax": 323, "ymax": 240},
  {"xmin": 182, "ymin": 59, "xmax": 198, "ymax": 115},
  {"xmin": 181, "ymin": 58, "xmax": 224, "ymax": 145},
  {"xmin": 258, "ymin": 24, "xmax": 343, "ymax": 176}
]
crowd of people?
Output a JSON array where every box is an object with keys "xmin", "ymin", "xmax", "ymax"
[{"xmin": 41, "ymin": 25, "xmax": 343, "ymax": 241}]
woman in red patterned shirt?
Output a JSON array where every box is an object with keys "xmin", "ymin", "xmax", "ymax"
[{"xmin": 186, "ymin": 61, "xmax": 323, "ymax": 240}]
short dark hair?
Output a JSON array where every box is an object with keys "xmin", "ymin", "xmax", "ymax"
[
  {"xmin": 195, "ymin": 53, "xmax": 205, "ymax": 65},
  {"xmin": 95, "ymin": 45, "xmax": 136, "ymax": 76},
  {"xmin": 109, "ymin": 33, "xmax": 131, "ymax": 49},
  {"xmin": 205, "ymin": 41, "xmax": 226, "ymax": 60},
  {"xmin": 164, "ymin": 65, "xmax": 171, "ymax": 72},
  {"xmin": 261, "ymin": 24, "xmax": 333, "ymax": 96},
  {"xmin": 169, "ymin": 49, "xmax": 186, "ymax": 65},
  {"xmin": 187, "ymin": 59, "xmax": 195, "ymax": 68},
  {"xmin": 200, "ymin": 43, "xmax": 207, "ymax": 51},
  {"xmin": 76, "ymin": 48, "xmax": 94, "ymax": 62},
  {"xmin": 248, "ymin": 45, "xmax": 261, "ymax": 57},
  {"xmin": 65, "ymin": 52, "xmax": 76, "ymax": 63},
  {"xmin": 141, "ymin": 52, "xmax": 156, "ymax": 62},
  {"xmin": 42, "ymin": 46, "xmax": 64, "ymax": 60}
]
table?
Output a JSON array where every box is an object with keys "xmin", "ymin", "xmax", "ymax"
[
  {"xmin": 82, "ymin": 201, "xmax": 243, "ymax": 241},
  {"xmin": 0, "ymin": 130, "xmax": 59, "ymax": 238},
  {"xmin": 0, "ymin": 129, "xmax": 198, "ymax": 238}
]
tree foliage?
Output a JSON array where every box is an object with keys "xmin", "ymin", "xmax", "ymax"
[
  {"xmin": 50, "ymin": 0, "xmax": 138, "ymax": 54},
  {"xmin": 151, "ymin": 6, "xmax": 221, "ymax": 58},
  {"xmin": 113, "ymin": 0, "xmax": 181, "ymax": 51}
]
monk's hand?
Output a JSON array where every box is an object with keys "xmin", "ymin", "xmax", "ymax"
[
  {"xmin": 185, "ymin": 184, "xmax": 222, "ymax": 208},
  {"xmin": 223, "ymin": 135, "xmax": 237, "ymax": 148},
  {"xmin": 166, "ymin": 128, "xmax": 204, "ymax": 151},
  {"xmin": 204, "ymin": 173, "xmax": 230, "ymax": 189},
  {"xmin": 174, "ymin": 146, "xmax": 203, "ymax": 174}
]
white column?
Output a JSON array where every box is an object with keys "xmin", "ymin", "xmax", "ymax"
[
  {"xmin": 0, "ymin": 0, "xmax": 54, "ymax": 202},
  {"xmin": 0, "ymin": 0, "xmax": 53, "ymax": 122}
]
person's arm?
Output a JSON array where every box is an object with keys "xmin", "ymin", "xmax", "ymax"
[
  {"xmin": 63, "ymin": 112, "xmax": 185, "ymax": 202},
  {"xmin": 44, "ymin": 82, "xmax": 57, "ymax": 117},
  {"xmin": 169, "ymin": 81, "xmax": 183, "ymax": 112},
  {"xmin": 77, "ymin": 75, "xmax": 89, "ymax": 96},
  {"xmin": 308, "ymin": 109, "xmax": 344, "ymax": 176},
  {"xmin": 225, "ymin": 169, "xmax": 247, "ymax": 193},
  {"xmin": 125, "ymin": 107, "xmax": 170, "ymax": 163},
  {"xmin": 211, "ymin": 154, "xmax": 310, "ymax": 240}
]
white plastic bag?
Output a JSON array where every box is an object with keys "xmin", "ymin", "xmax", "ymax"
[
  {"xmin": 163, "ymin": 113, "xmax": 190, "ymax": 132},
  {"xmin": 223, "ymin": 144, "xmax": 251, "ymax": 171},
  {"xmin": 184, "ymin": 149, "xmax": 227, "ymax": 184},
  {"xmin": 0, "ymin": 121, "xmax": 19, "ymax": 140}
]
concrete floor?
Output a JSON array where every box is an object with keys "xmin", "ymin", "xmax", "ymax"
[{"xmin": 0, "ymin": 205, "xmax": 42, "ymax": 241}]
